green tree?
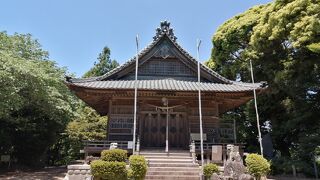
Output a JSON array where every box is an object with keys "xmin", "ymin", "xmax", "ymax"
[
  {"xmin": 69, "ymin": 46, "xmax": 118, "ymax": 143},
  {"xmin": 0, "ymin": 32, "xmax": 78, "ymax": 166},
  {"xmin": 47, "ymin": 105, "xmax": 107, "ymax": 165},
  {"xmin": 53, "ymin": 46, "xmax": 118, "ymax": 165},
  {"xmin": 83, "ymin": 46, "xmax": 119, "ymax": 77},
  {"xmin": 67, "ymin": 105, "xmax": 107, "ymax": 141},
  {"xmin": 209, "ymin": 0, "xmax": 320, "ymax": 175}
]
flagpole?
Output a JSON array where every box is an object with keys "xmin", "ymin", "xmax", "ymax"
[
  {"xmin": 250, "ymin": 59, "xmax": 263, "ymax": 156},
  {"xmin": 197, "ymin": 39, "xmax": 204, "ymax": 169},
  {"xmin": 133, "ymin": 35, "xmax": 139, "ymax": 154}
]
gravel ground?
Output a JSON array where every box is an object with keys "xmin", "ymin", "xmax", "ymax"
[
  {"xmin": 0, "ymin": 167, "xmax": 315, "ymax": 180},
  {"xmin": 0, "ymin": 167, "xmax": 66, "ymax": 180}
]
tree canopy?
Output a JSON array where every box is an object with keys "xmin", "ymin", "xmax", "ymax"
[
  {"xmin": 209, "ymin": 0, "xmax": 320, "ymax": 175},
  {"xmin": 50, "ymin": 45, "xmax": 118, "ymax": 165},
  {"xmin": 0, "ymin": 32, "xmax": 79, "ymax": 166},
  {"xmin": 65, "ymin": 46, "xmax": 119, "ymax": 146},
  {"xmin": 0, "ymin": 32, "xmax": 115, "ymax": 166},
  {"xmin": 47, "ymin": 104, "xmax": 107, "ymax": 165},
  {"xmin": 83, "ymin": 46, "xmax": 119, "ymax": 78}
]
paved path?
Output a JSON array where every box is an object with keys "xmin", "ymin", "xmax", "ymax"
[{"xmin": 0, "ymin": 167, "xmax": 66, "ymax": 180}]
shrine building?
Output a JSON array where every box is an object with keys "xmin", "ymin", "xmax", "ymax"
[{"xmin": 65, "ymin": 21, "xmax": 267, "ymax": 154}]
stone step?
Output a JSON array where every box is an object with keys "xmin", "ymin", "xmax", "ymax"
[
  {"xmin": 144, "ymin": 156, "xmax": 193, "ymax": 159},
  {"xmin": 140, "ymin": 152, "xmax": 190, "ymax": 157},
  {"xmin": 140, "ymin": 150, "xmax": 189, "ymax": 153},
  {"xmin": 142, "ymin": 150, "xmax": 199, "ymax": 179},
  {"xmin": 148, "ymin": 162, "xmax": 199, "ymax": 167},
  {"xmin": 148, "ymin": 167, "xmax": 200, "ymax": 172},
  {"xmin": 145, "ymin": 175, "xmax": 200, "ymax": 180},
  {"xmin": 147, "ymin": 159, "xmax": 194, "ymax": 163},
  {"xmin": 147, "ymin": 170, "xmax": 199, "ymax": 176}
]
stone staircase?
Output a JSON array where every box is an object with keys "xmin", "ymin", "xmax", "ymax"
[{"xmin": 140, "ymin": 150, "xmax": 200, "ymax": 180}]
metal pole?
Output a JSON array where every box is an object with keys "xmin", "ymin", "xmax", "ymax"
[
  {"xmin": 314, "ymin": 155, "xmax": 319, "ymax": 179},
  {"xmin": 133, "ymin": 35, "xmax": 139, "ymax": 154},
  {"xmin": 250, "ymin": 59, "xmax": 263, "ymax": 156},
  {"xmin": 197, "ymin": 39, "xmax": 204, "ymax": 168},
  {"xmin": 233, "ymin": 119, "xmax": 237, "ymax": 143},
  {"xmin": 165, "ymin": 102, "xmax": 169, "ymax": 153}
]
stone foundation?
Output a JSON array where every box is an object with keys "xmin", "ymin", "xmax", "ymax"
[{"xmin": 65, "ymin": 164, "xmax": 92, "ymax": 180}]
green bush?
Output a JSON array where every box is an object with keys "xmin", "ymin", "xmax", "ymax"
[
  {"xmin": 90, "ymin": 160, "xmax": 127, "ymax": 180},
  {"xmin": 101, "ymin": 149, "xmax": 127, "ymax": 162},
  {"xmin": 203, "ymin": 163, "xmax": 219, "ymax": 179},
  {"xmin": 245, "ymin": 154, "xmax": 270, "ymax": 180},
  {"xmin": 128, "ymin": 155, "xmax": 148, "ymax": 180}
]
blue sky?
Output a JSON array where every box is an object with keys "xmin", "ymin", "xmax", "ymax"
[{"xmin": 1, "ymin": 0, "xmax": 272, "ymax": 77}]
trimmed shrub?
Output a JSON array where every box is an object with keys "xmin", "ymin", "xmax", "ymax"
[
  {"xmin": 245, "ymin": 154, "xmax": 270, "ymax": 180},
  {"xmin": 101, "ymin": 149, "xmax": 127, "ymax": 162},
  {"xmin": 128, "ymin": 155, "xmax": 148, "ymax": 180},
  {"xmin": 91, "ymin": 160, "xmax": 127, "ymax": 180},
  {"xmin": 203, "ymin": 163, "xmax": 219, "ymax": 179}
]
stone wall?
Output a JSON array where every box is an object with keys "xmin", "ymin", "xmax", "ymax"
[{"xmin": 65, "ymin": 164, "xmax": 92, "ymax": 180}]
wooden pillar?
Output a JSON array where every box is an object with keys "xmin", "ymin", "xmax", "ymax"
[
  {"xmin": 107, "ymin": 99, "xmax": 113, "ymax": 141},
  {"xmin": 186, "ymin": 102, "xmax": 190, "ymax": 142}
]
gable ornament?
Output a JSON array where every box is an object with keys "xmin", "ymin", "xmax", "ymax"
[{"xmin": 153, "ymin": 20, "xmax": 177, "ymax": 42}]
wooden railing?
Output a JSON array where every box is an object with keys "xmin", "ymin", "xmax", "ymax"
[
  {"xmin": 83, "ymin": 140, "xmax": 245, "ymax": 155},
  {"xmin": 193, "ymin": 142, "xmax": 245, "ymax": 151},
  {"xmin": 83, "ymin": 140, "xmax": 130, "ymax": 153}
]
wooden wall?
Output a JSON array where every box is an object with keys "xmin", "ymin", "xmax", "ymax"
[
  {"xmin": 108, "ymin": 100, "xmax": 134, "ymax": 141},
  {"xmin": 107, "ymin": 97, "xmax": 234, "ymax": 145}
]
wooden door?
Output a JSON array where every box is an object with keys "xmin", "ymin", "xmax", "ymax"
[
  {"xmin": 141, "ymin": 112, "xmax": 188, "ymax": 149},
  {"xmin": 169, "ymin": 113, "xmax": 188, "ymax": 148},
  {"xmin": 141, "ymin": 113, "xmax": 165, "ymax": 147}
]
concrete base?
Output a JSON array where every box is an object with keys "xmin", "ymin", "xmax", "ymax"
[{"xmin": 65, "ymin": 164, "xmax": 92, "ymax": 180}]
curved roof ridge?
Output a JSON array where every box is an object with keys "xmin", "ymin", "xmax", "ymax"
[
  {"xmin": 93, "ymin": 33, "xmax": 234, "ymax": 84},
  {"xmin": 95, "ymin": 33, "xmax": 164, "ymax": 81},
  {"xmin": 67, "ymin": 76, "xmax": 100, "ymax": 83},
  {"xmin": 67, "ymin": 78, "xmax": 267, "ymax": 92},
  {"xmin": 231, "ymin": 80, "xmax": 268, "ymax": 88},
  {"xmin": 166, "ymin": 35, "xmax": 233, "ymax": 84},
  {"xmin": 66, "ymin": 21, "xmax": 262, "ymax": 86}
]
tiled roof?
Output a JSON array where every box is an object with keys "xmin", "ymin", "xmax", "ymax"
[
  {"xmin": 67, "ymin": 21, "xmax": 232, "ymax": 84},
  {"xmin": 68, "ymin": 79, "xmax": 266, "ymax": 92}
]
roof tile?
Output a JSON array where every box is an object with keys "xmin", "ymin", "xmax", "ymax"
[{"xmin": 70, "ymin": 79, "xmax": 264, "ymax": 92}]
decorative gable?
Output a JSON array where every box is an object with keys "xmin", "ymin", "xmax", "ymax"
[
  {"xmin": 139, "ymin": 59, "xmax": 196, "ymax": 77},
  {"xmin": 120, "ymin": 37, "xmax": 201, "ymax": 81},
  {"xmin": 90, "ymin": 21, "xmax": 232, "ymax": 84},
  {"xmin": 153, "ymin": 40, "xmax": 176, "ymax": 59}
]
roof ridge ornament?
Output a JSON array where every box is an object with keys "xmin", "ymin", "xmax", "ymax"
[{"xmin": 153, "ymin": 20, "xmax": 177, "ymax": 42}]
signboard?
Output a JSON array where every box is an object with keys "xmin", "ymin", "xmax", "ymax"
[
  {"xmin": 212, "ymin": 146, "xmax": 218, "ymax": 153},
  {"xmin": 190, "ymin": 133, "xmax": 207, "ymax": 141},
  {"xmin": 211, "ymin": 145, "xmax": 222, "ymax": 162},
  {"xmin": 1, "ymin": 155, "xmax": 10, "ymax": 162},
  {"xmin": 127, "ymin": 141, "xmax": 133, "ymax": 149}
]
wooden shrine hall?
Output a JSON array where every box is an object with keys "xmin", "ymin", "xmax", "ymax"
[{"xmin": 66, "ymin": 21, "xmax": 267, "ymax": 154}]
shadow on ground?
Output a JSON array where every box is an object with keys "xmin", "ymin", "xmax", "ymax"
[{"xmin": 0, "ymin": 167, "xmax": 66, "ymax": 180}]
